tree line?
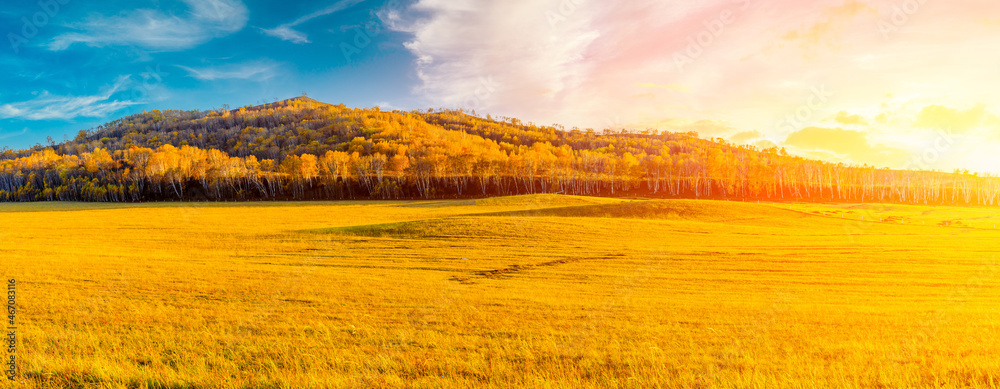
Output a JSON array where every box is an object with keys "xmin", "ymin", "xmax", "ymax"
[{"xmin": 0, "ymin": 97, "xmax": 997, "ymax": 204}]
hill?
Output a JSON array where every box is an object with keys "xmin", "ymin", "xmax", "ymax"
[{"xmin": 0, "ymin": 97, "xmax": 997, "ymax": 204}]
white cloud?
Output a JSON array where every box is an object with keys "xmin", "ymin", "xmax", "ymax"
[
  {"xmin": 0, "ymin": 76, "xmax": 140, "ymax": 120},
  {"xmin": 394, "ymin": 0, "xmax": 607, "ymax": 115},
  {"xmin": 381, "ymin": 0, "xmax": 911, "ymax": 130},
  {"xmin": 261, "ymin": 0, "xmax": 365, "ymax": 44},
  {"xmin": 374, "ymin": 101, "xmax": 396, "ymax": 110},
  {"xmin": 385, "ymin": 0, "xmax": 1000, "ymax": 174},
  {"xmin": 49, "ymin": 0, "xmax": 248, "ymax": 51},
  {"xmin": 260, "ymin": 26, "xmax": 310, "ymax": 44},
  {"xmin": 177, "ymin": 60, "xmax": 280, "ymax": 81}
]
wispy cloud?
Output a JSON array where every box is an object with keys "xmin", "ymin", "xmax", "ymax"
[
  {"xmin": 261, "ymin": 0, "xmax": 365, "ymax": 44},
  {"xmin": 374, "ymin": 101, "xmax": 396, "ymax": 110},
  {"xmin": 48, "ymin": 0, "xmax": 248, "ymax": 51},
  {"xmin": 780, "ymin": 0, "xmax": 877, "ymax": 56},
  {"xmin": 177, "ymin": 60, "xmax": 280, "ymax": 81},
  {"xmin": 783, "ymin": 127, "xmax": 909, "ymax": 167},
  {"xmin": 0, "ymin": 76, "xmax": 140, "ymax": 120},
  {"xmin": 383, "ymin": 0, "xmax": 1000, "ymax": 172},
  {"xmin": 0, "ymin": 128, "xmax": 29, "ymax": 141},
  {"xmin": 260, "ymin": 26, "xmax": 310, "ymax": 44}
]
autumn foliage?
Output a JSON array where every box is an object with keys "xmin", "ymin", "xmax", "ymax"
[{"xmin": 0, "ymin": 97, "xmax": 998, "ymax": 204}]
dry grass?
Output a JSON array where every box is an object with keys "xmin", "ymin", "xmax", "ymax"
[{"xmin": 2, "ymin": 195, "xmax": 1000, "ymax": 388}]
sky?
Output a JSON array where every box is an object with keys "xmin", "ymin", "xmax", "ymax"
[{"xmin": 2, "ymin": 0, "xmax": 1000, "ymax": 173}]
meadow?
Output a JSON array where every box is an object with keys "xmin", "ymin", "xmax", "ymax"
[{"xmin": 1, "ymin": 195, "xmax": 1000, "ymax": 388}]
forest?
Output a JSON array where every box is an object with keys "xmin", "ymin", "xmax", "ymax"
[{"xmin": 0, "ymin": 96, "xmax": 997, "ymax": 204}]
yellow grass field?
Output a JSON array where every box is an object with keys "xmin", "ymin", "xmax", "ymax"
[{"xmin": 2, "ymin": 195, "xmax": 1000, "ymax": 388}]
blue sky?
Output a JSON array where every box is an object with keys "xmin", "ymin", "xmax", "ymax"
[
  {"xmin": 3, "ymin": 0, "xmax": 1000, "ymax": 173},
  {"xmin": 0, "ymin": 0, "xmax": 418, "ymax": 149}
]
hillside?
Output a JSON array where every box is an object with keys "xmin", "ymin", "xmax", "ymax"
[{"xmin": 0, "ymin": 97, "xmax": 997, "ymax": 204}]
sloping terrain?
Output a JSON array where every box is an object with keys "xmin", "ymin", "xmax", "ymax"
[{"xmin": 5, "ymin": 97, "xmax": 1000, "ymax": 205}]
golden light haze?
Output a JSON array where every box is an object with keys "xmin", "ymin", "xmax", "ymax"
[{"xmin": 391, "ymin": 0, "xmax": 1000, "ymax": 173}]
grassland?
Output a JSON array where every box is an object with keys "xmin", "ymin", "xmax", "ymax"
[{"xmin": 2, "ymin": 195, "xmax": 1000, "ymax": 388}]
